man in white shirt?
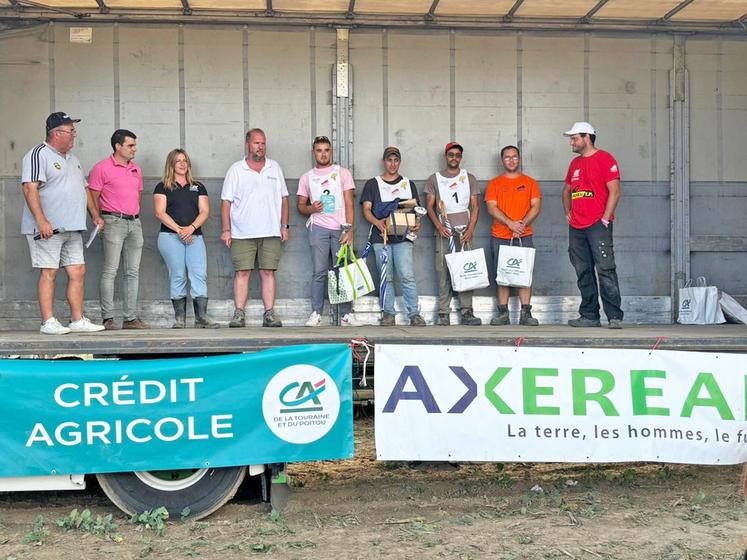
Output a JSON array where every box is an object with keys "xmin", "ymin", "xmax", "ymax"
[{"xmin": 221, "ymin": 128, "xmax": 289, "ymax": 328}]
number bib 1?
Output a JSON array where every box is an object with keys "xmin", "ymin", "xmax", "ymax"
[
  {"xmin": 375, "ymin": 176, "xmax": 412, "ymax": 202},
  {"xmin": 309, "ymin": 165, "xmax": 343, "ymax": 214},
  {"xmin": 436, "ymin": 169, "xmax": 470, "ymax": 214}
]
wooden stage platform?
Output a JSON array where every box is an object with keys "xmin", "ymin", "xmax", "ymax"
[{"xmin": 1, "ymin": 324, "xmax": 746, "ymax": 357}]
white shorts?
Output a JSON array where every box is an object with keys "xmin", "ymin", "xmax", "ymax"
[{"xmin": 26, "ymin": 231, "xmax": 85, "ymax": 269}]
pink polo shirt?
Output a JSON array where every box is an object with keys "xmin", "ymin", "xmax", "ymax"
[{"xmin": 88, "ymin": 155, "xmax": 144, "ymax": 215}]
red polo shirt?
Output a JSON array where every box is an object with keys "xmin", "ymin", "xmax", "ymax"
[
  {"xmin": 88, "ymin": 155, "xmax": 144, "ymax": 215},
  {"xmin": 565, "ymin": 150, "xmax": 620, "ymax": 229}
]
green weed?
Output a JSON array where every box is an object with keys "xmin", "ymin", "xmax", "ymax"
[{"xmin": 23, "ymin": 515, "xmax": 50, "ymax": 545}]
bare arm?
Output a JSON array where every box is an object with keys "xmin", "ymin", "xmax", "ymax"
[
  {"xmin": 340, "ymin": 189, "xmax": 355, "ymax": 245},
  {"xmin": 220, "ymin": 200, "xmax": 232, "ymax": 248},
  {"xmin": 280, "ymin": 196, "xmax": 289, "ymax": 242},
  {"xmin": 297, "ymin": 195, "xmax": 323, "ymax": 216},
  {"xmin": 562, "ymin": 183, "xmax": 572, "ymax": 223},
  {"xmin": 362, "ymin": 200, "xmax": 387, "ymax": 235},
  {"xmin": 426, "ymin": 193, "xmax": 450, "ymax": 238},
  {"xmin": 462, "ymin": 194, "xmax": 481, "ymax": 243},
  {"xmin": 602, "ymin": 179, "xmax": 621, "ymax": 225},
  {"xmin": 486, "ymin": 200, "xmax": 524, "ymax": 237},
  {"xmin": 22, "ymin": 182, "xmax": 53, "ymax": 239},
  {"xmin": 523, "ymin": 197, "xmax": 541, "ymax": 227}
]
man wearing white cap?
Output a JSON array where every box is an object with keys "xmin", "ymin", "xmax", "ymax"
[{"xmin": 562, "ymin": 122, "xmax": 623, "ymax": 329}]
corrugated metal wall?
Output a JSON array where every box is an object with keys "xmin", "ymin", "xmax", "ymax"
[{"xmin": 0, "ymin": 24, "xmax": 745, "ymax": 328}]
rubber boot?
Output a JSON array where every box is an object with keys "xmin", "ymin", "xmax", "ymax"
[
  {"xmin": 491, "ymin": 304, "xmax": 510, "ymax": 326},
  {"xmin": 194, "ymin": 297, "xmax": 220, "ymax": 329},
  {"xmin": 171, "ymin": 298, "xmax": 187, "ymax": 329},
  {"xmin": 519, "ymin": 304, "xmax": 539, "ymax": 326}
]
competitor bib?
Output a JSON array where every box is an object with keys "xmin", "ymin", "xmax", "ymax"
[
  {"xmin": 436, "ymin": 170, "xmax": 470, "ymax": 214},
  {"xmin": 309, "ymin": 165, "xmax": 342, "ymax": 215},
  {"xmin": 375, "ymin": 176, "xmax": 412, "ymax": 202}
]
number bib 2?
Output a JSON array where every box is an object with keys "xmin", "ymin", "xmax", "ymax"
[{"xmin": 309, "ymin": 165, "xmax": 343, "ymax": 214}]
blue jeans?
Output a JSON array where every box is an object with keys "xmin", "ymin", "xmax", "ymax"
[
  {"xmin": 568, "ymin": 221, "xmax": 623, "ymax": 321},
  {"xmin": 373, "ymin": 242, "xmax": 419, "ymax": 318},
  {"xmin": 309, "ymin": 225, "xmax": 352, "ymax": 315},
  {"xmin": 157, "ymin": 232, "xmax": 208, "ymax": 299},
  {"xmin": 100, "ymin": 215, "xmax": 144, "ymax": 321}
]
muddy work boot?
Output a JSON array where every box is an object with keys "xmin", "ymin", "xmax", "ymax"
[
  {"xmin": 490, "ymin": 304, "xmax": 510, "ymax": 326},
  {"xmin": 171, "ymin": 298, "xmax": 187, "ymax": 329},
  {"xmin": 460, "ymin": 307, "xmax": 482, "ymax": 326},
  {"xmin": 229, "ymin": 308, "xmax": 245, "ymax": 328},
  {"xmin": 379, "ymin": 313, "xmax": 395, "ymax": 327},
  {"xmin": 409, "ymin": 314, "xmax": 426, "ymax": 327},
  {"xmin": 568, "ymin": 316, "xmax": 601, "ymax": 328},
  {"xmin": 437, "ymin": 313, "xmax": 450, "ymax": 326},
  {"xmin": 262, "ymin": 308, "xmax": 282, "ymax": 328},
  {"xmin": 193, "ymin": 297, "xmax": 220, "ymax": 329},
  {"xmin": 519, "ymin": 304, "xmax": 539, "ymax": 326}
]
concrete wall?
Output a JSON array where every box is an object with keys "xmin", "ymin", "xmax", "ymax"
[{"xmin": 0, "ymin": 24, "xmax": 745, "ymax": 328}]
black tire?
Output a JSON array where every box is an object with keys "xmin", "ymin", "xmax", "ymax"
[{"xmin": 97, "ymin": 467, "xmax": 246, "ymax": 521}]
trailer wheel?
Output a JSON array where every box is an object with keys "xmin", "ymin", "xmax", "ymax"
[{"xmin": 97, "ymin": 467, "xmax": 246, "ymax": 521}]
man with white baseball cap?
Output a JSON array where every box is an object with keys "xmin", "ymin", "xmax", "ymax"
[{"xmin": 562, "ymin": 122, "xmax": 624, "ymax": 329}]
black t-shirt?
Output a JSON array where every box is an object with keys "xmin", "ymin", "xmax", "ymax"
[
  {"xmin": 360, "ymin": 176, "xmax": 421, "ymax": 244},
  {"xmin": 153, "ymin": 181, "xmax": 208, "ymax": 235}
]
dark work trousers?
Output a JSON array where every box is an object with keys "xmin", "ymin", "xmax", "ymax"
[{"xmin": 568, "ymin": 221, "xmax": 623, "ymax": 321}]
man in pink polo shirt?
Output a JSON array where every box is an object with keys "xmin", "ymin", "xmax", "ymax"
[
  {"xmin": 88, "ymin": 129, "xmax": 149, "ymax": 330},
  {"xmin": 296, "ymin": 135, "xmax": 356, "ymax": 327}
]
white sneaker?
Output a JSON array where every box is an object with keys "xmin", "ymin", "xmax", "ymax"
[
  {"xmin": 69, "ymin": 316, "xmax": 105, "ymax": 333},
  {"xmin": 305, "ymin": 311, "xmax": 322, "ymax": 327},
  {"xmin": 341, "ymin": 313, "xmax": 356, "ymax": 326},
  {"xmin": 40, "ymin": 317, "xmax": 71, "ymax": 335}
]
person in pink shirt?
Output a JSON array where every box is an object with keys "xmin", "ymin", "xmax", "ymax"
[
  {"xmin": 87, "ymin": 129, "xmax": 149, "ymax": 330},
  {"xmin": 296, "ymin": 136, "xmax": 356, "ymax": 327}
]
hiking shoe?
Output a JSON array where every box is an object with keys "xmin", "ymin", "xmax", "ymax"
[
  {"xmin": 437, "ymin": 313, "xmax": 450, "ymax": 326},
  {"xmin": 103, "ymin": 318, "xmax": 119, "ymax": 330},
  {"xmin": 229, "ymin": 308, "xmax": 245, "ymax": 328},
  {"xmin": 409, "ymin": 314, "xmax": 426, "ymax": 327},
  {"xmin": 341, "ymin": 313, "xmax": 356, "ymax": 326},
  {"xmin": 123, "ymin": 317, "xmax": 149, "ymax": 329},
  {"xmin": 69, "ymin": 316, "xmax": 105, "ymax": 333},
  {"xmin": 608, "ymin": 318, "xmax": 623, "ymax": 330},
  {"xmin": 490, "ymin": 305, "xmax": 510, "ymax": 326},
  {"xmin": 519, "ymin": 305, "xmax": 539, "ymax": 326},
  {"xmin": 305, "ymin": 311, "xmax": 322, "ymax": 327},
  {"xmin": 461, "ymin": 308, "xmax": 482, "ymax": 326},
  {"xmin": 568, "ymin": 316, "xmax": 601, "ymax": 328},
  {"xmin": 40, "ymin": 317, "xmax": 70, "ymax": 335},
  {"xmin": 263, "ymin": 308, "xmax": 282, "ymax": 328},
  {"xmin": 379, "ymin": 313, "xmax": 395, "ymax": 327}
]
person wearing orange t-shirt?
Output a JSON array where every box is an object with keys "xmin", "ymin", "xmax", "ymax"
[{"xmin": 484, "ymin": 145, "xmax": 542, "ymax": 326}]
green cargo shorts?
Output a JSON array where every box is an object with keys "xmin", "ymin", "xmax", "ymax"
[{"xmin": 230, "ymin": 237, "xmax": 282, "ymax": 271}]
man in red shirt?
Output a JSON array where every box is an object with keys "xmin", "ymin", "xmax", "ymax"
[
  {"xmin": 562, "ymin": 122, "xmax": 623, "ymax": 329},
  {"xmin": 484, "ymin": 145, "xmax": 541, "ymax": 326}
]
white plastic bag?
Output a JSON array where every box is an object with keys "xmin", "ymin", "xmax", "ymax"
[
  {"xmin": 677, "ymin": 277, "xmax": 726, "ymax": 325},
  {"xmin": 495, "ymin": 237, "xmax": 536, "ymax": 288},
  {"xmin": 719, "ymin": 291, "xmax": 747, "ymax": 324},
  {"xmin": 445, "ymin": 247, "xmax": 490, "ymax": 292},
  {"xmin": 327, "ymin": 245, "xmax": 375, "ymax": 304}
]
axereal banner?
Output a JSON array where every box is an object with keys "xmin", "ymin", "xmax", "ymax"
[
  {"xmin": 374, "ymin": 345, "xmax": 747, "ymax": 465},
  {"xmin": 0, "ymin": 344, "xmax": 353, "ymax": 476}
]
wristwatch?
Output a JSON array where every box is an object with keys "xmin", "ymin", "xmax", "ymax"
[{"xmin": 281, "ymin": 224, "xmax": 290, "ymax": 229}]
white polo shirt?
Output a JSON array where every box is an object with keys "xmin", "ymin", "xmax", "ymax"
[{"xmin": 221, "ymin": 157, "xmax": 289, "ymax": 239}]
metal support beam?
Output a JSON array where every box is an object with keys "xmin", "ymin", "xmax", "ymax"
[
  {"xmin": 425, "ymin": 0, "xmax": 439, "ymax": 21},
  {"xmin": 504, "ymin": 0, "xmax": 524, "ymax": 22},
  {"xmin": 581, "ymin": 0, "xmax": 609, "ymax": 23},
  {"xmin": 670, "ymin": 34, "xmax": 690, "ymax": 321},
  {"xmin": 15, "ymin": 0, "xmax": 85, "ymax": 17},
  {"xmin": 346, "ymin": 0, "xmax": 355, "ymax": 19},
  {"xmin": 265, "ymin": 0, "xmax": 274, "ymax": 16},
  {"xmin": 659, "ymin": 0, "xmax": 695, "ymax": 22},
  {"xmin": 180, "ymin": 0, "xmax": 191, "ymax": 16},
  {"xmin": 95, "ymin": 0, "xmax": 109, "ymax": 14}
]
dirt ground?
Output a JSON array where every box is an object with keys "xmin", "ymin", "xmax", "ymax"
[{"xmin": 0, "ymin": 415, "xmax": 745, "ymax": 560}]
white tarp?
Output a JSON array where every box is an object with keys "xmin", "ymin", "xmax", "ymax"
[{"xmin": 374, "ymin": 345, "xmax": 747, "ymax": 465}]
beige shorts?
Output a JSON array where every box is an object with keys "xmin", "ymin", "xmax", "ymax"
[
  {"xmin": 230, "ymin": 237, "xmax": 282, "ymax": 271},
  {"xmin": 26, "ymin": 231, "xmax": 85, "ymax": 269}
]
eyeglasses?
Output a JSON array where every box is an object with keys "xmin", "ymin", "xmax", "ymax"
[
  {"xmin": 313, "ymin": 136, "xmax": 330, "ymax": 145},
  {"xmin": 446, "ymin": 152, "xmax": 462, "ymax": 158},
  {"xmin": 56, "ymin": 128, "xmax": 77, "ymax": 136}
]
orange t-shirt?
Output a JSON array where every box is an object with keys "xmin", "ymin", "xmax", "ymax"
[{"xmin": 484, "ymin": 173, "xmax": 541, "ymax": 239}]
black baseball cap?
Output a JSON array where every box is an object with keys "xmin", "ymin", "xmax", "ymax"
[{"xmin": 46, "ymin": 112, "xmax": 81, "ymax": 133}]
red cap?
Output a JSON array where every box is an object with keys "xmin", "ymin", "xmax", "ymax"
[{"xmin": 444, "ymin": 142, "xmax": 463, "ymax": 155}]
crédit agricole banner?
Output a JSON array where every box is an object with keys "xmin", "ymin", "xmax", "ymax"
[{"xmin": 0, "ymin": 344, "xmax": 353, "ymax": 476}]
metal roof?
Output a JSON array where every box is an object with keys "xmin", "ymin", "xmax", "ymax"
[{"xmin": 1, "ymin": 0, "xmax": 746, "ymax": 33}]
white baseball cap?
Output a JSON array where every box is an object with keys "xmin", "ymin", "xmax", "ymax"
[{"xmin": 564, "ymin": 122, "xmax": 596, "ymax": 136}]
